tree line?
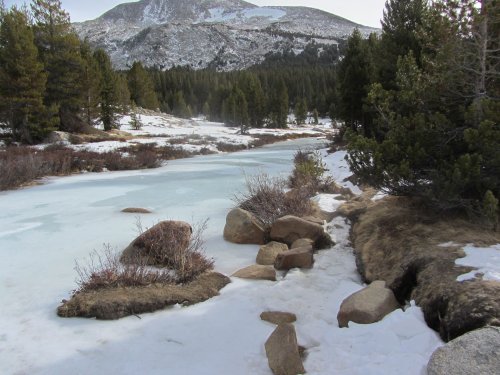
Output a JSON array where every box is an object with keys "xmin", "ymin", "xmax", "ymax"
[
  {"xmin": 0, "ymin": 0, "xmax": 158, "ymax": 143},
  {"xmin": 337, "ymin": 0, "xmax": 499, "ymax": 224}
]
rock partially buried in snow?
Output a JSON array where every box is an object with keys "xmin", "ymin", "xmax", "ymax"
[
  {"xmin": 223, "ymin": 208, "xmax": 266, "ymax": 245},
  {"xmin": 121, "ymin": 220, "xmax": 192, "ymax": 266},
  {"xmin": 257, "ymin": 241, "xmax": 289, "ymax": 265},
  {"xmin": 121, "ymin": 207, "xmax": 152, "ymax": 214},
  {"xmin": 270, "ymin": 215, "xmax": 333, "ymax": 249},
  {"xmin": 290, "ymin": 238, "xmax": 314, "ymax": 249},
  {"xmin": 260, "ymin": 311, "xmax": 297, "ymax": 325},
  {"xmin": 427, "ymin": 326, "xmax": 500, "ymax": 375},
  {"xmin": 265, "ymin": 324, "xmax": 306, "ymax": 375},
  {"xmin": 337, "ymin": 280, "xmax": 400, "ymax": 328},
  {"xmin": 232, "ymin": 265, "xmax": 276, "ymax": 281},
  {"xmin": 274, "ymin": 246, "xmax": 314, "ymax": 271}
]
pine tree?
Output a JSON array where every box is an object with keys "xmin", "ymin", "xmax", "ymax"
[
  {"xmin": 115, "ymin": 73, "xmax": 131, "ymax": 114},
  {"xmin": 337, "ymin": 29, "xmax": 373, "ymax": 134},
  {"xmin": 80, "ymin": 40, "xmax": 100, "ymax": 126},
  {"xmin": 0, "ymin": 8, "xmax": 51, "ymax": 142},
  {"xmin": 294, "ymin": 98, "xmax": 307, "ymax": 125},
  {"xmin": 94, "ymin": 49, "xmax": 118, "ymax": 130},
  {"xmin": 129, "ymin": 104, "xmax": 143, "ymax": 130},
  {"xmin": 127, "ymin": 62, "xmax": 159, "ymax": 110},
  {"xmin": 31, "ymin": 0, "xmax": 86, "ymax": 131},
  {"xmin": 269, "ymin": 79, "xmax": 288, "ymax": 128},
  {"xmin": 313, "ymin": 108, "xmax": 319, "ymax": 125}
]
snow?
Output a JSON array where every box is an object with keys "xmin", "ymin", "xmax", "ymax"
[
  {"xmin": 64, "ymin": 113, "xmax": 329, "ymax": 155},
  {"xmin": 456, "ymin": 244, "xmax": 500, "ymax": 282},
  {"xmin": 322, "ymin": 149, "xmax": 362, "ymax": 195},
  {"xmin": 0, "ymin": 139, "xmax": 443, "ymax": 374}
]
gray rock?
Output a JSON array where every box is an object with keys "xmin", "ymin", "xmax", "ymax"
[
  {"xmin": 270, "ymin": 215, "xmax": 333, "ymax": 249},
  {"xmin": 232, "ymin": 265, "xmax": 276, "ymax": 281},
  {"xmin": 223, "ymin": 208, "xmax": 266, "ymax": 245},
  {"xmin": 265, "ymin": 324, "xmax": 306, "ymax": 375},
  {"xmin": 274, "ymin": 247, "xmax": 314, "ymax": 271},
  {"xmin": 427, "ymin": 326, "xmax": 500, "ymax": 375},
  {"xmin": 261, "ymin": 311, "xmax": 297, "ymax": 325},
  {"xmin": 257, "ymin": 242, "xmax": 289, "ymax": 265},
  {"xmin": 337, "ymin": 280, "xmax": 400, "ymax": 328}
]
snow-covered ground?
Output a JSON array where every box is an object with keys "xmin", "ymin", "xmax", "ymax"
[
  {"xmin": 456, "ymin": 244, "xmax": 500, "ymax": 282},
  {"xmin": 65, "ymin": 112, "xmax": 332, "ymax": 155},
  {"xmin": 0, "ymin": 138, "xmax": 443, "ymax": 374}
]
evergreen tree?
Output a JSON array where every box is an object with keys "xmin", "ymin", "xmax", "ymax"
[
  {"xmin": 313, "ymin": 108, "xmax": 319, "ymax": 125},
  {"xmin": 80, "ymin": 40, "xmax": 100, "ymax": 126},
  {"xmin": 31, "ymin": 0, "xmax": 86, "ymax": 131},
  {"xmin": 269, "ymin": 79, "xmax": 289, "ymax": 128},
  {"xmin": 346, "ymin": 0, "xmax": 500, "ymax": 220},
  {"xmin": 172, "ymin": 91, "xmax": 190, "ymax": 118},
  {"xmin": 127, "ymin": 61, "xmax": 159, "ymax": 110},
  {"xmin": 115, "ymin": 73, "xmax": 131, "ymax": 114},
  {"xmin": 337, "ymin": 29, "xmax": 374, "ymax": 135},
  {"xmin": 129, "ymin": 104, "xmax": 143, "ymax": 130},
  {"xmin": 94, "ymin": 49, "xmax": 118, "ymax": 130},
  {"xmin": 0, "ymin": 8, "xmax": 52, "ymax": 142},
  {"xmin": 378, "ymin": 0, "xmax": 426, "ymax": 89},
  {"xmin": 294, "ymin": 97, "xmax": 307, "ymax": 125}
]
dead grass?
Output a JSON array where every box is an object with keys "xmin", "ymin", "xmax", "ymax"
[
  {"xmin": 234, "ymin": 172, "xmax": 314, "ymax": 227},
  {"xmin": 289, "ymin": 149, "xmax": 334, "ymax": 197},
  {"xmin": 216, "ymin": 142, "xmax": 247, "ymax": 152},
  {"xmin": 351, "ymin": 195, "xmax": 500, "ymax": 340},
  {"xmin": 249, "ymin": 133, "xmax": 317, "ymax": 148}
]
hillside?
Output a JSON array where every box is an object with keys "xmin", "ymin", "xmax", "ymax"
[{"xmin": 74, "ymin": 0, "xmax": 377, "ymax": 70}]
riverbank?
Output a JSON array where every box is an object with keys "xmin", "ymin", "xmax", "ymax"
[
  {"xmin": 0, "ymin": 109, "xmax": 334, "ymax": 191},
  {"xmin": 0, "ymin": 139, "xmax": 443, "ymax": 374}
]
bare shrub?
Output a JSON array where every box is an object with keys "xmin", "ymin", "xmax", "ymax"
[
  {"xmin": 234, "ymin": 172, "xmax": 313, "ymax": 227},
  {"xmin": 289, "ymin": 149, "xmax": 332, "ymax": 197},
  {"xmin": 216, "ymin": 142, "xmax": 247, "ymax": 152},
  {"xmin": 74, "ymin": 245, "xmax": 175, "ymax": 294}
]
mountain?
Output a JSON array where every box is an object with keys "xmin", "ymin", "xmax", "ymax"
[{"xmin": 74, "ymin": 0, "xmax": 377, "ymax": 71}]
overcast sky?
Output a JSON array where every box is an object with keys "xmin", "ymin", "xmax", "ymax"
[{"xmin": 5, "ymin": 0, "xmax": 387, "ymax": 28}]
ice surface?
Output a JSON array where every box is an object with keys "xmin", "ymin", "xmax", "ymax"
[
  {"xmin": 0, "ymin": 139, "xmax": 442, "ymax": 374},
  {"xmin": 456, "ymin": 244, "xmax": 500, "ymax": 282}
]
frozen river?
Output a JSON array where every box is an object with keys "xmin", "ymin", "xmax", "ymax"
[{"xmin": 0, "ymin": 138, "xmax": 442, "ymax": 375}]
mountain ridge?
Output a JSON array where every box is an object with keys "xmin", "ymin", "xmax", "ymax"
[{"xmin": 74, "ymin": 0, "xmax": 378, "ymax": 71}]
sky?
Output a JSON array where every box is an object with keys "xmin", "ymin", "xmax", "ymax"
[{"xmin": 5, "ymin": 0, "xmax": 387, "ymax": 28}]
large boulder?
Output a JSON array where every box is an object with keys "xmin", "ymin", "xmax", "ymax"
[
  {"xmin": 274, "ymin": 246, "xmax": 314, "ymax": 271},
  {"xmin": 232, "ymin": 265, "xmax": 277, "ymax": 281},
  {"xmin": 270, "ymin": 215, "xmax": 333, "ymax": 249},
  {"xmin": 427, "ymin": 326, "xmax": 500, "ymax": 375},
  {"xmin": 57, "ymin": 272, "xmax": 230, "ymax": 320},
  {"xmin": 121, "ymin": 220, "xmax": 192, "ymax": 266},
  {"xmin": 337, "ymin": 281, "xmax": 400, "ymax": 328},
  {"xmin": 45, "ymin": 131, "xmax": 71, "ymax": 144},
  {"xmin": 257, "ymin": 242, "xmax": 289, "ymax": 265},
  {"xmin": 265, "ymin": 324, "xmax": 306, "ymax": 375},
  {"xmin": 223, "ymin": 208, "xmax": 266, "ymax": 245}
]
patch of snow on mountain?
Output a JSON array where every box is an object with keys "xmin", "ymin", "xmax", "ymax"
[{"xmin": 456, "ymin": 244, "xmax": 500, "ymax": 282}]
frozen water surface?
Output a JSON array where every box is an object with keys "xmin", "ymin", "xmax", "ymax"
[{"xmin": 0, "ymin": 139, "xmax": 442, "ymax": 374}]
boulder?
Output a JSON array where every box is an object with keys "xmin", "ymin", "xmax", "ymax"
[
  {"xmin": 290, "ymin": 238, "xmax": 314, "ymax": 249},
  {"xmin": 57, "ymin": 272, "xmax": 230, "ymax": 320},
  {"xmin": 260, "ymin": 311, "xmax": 297, "ymax": 325},
  {"xmin": 265, "ymin": 324, "xmax": 306, "ymax": 375},
  {"xmin": 301, "ymin": 216, "xmax": 325, "ymax": 226},
  {"xmin": 270, "ymin": 215, "xmax": 333, "ymax": 249},
  {"xmin": 427, "ymin": 326, "xmax": 500, "ymax": 375},
  {"xmin": 232, "ymin": 265, "xmax": 276, "ymax": 281},
  {"xmin": 223, "ymin": 208, "xmax": 266, "ymax": 245},
  {"xmin": 274, "ymin": 247, "xmax": 314, "ymax": 271},
  {"xmin": 45, "ymin": 131, "xmax": 70, "ymax": 144},
  {"xmin": 121, "ymin": 220, "xmax": 192, "ymax": 266},
  {"xmin": 121, "ymin": 207, "xmax": 152, "ymax": 214},
  {"xmin": 257, "ymin": 242, "xmax": 289, "ymax": 265},
  {"xmin": 337, "ymin": 280, "xmax": 400, "ymax": 328}
]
